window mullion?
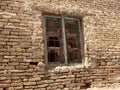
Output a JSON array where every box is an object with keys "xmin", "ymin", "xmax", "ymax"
[{"xmin": 61, "ymin": 15, "xmax": 68, "ymax": 64}]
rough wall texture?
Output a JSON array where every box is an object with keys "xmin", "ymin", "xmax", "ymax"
[{"xmin": 0, "ymin": 0, "xmax": 120, "ymax": 90}]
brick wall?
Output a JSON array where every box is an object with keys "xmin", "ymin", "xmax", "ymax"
[{"xmin": 0, "ymin": 0, "xmax": 120, "ymax": 90}]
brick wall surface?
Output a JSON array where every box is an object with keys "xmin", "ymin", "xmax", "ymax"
[{"xmin": 0, "ymin": 0, "xmax": 120, "ymax": 90}]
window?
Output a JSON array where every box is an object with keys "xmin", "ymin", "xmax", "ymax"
[{"xmin": 43, "ymin": 15, "xmax": 83, "ymax": 65}]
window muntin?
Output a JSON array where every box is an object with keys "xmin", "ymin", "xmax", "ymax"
[{"xmin": 43, "ymin": 15, "xmax": 82, "ymax": 64}]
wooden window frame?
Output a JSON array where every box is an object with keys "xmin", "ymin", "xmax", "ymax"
[{"xmin": 42, "ymin": 15, "xmax": 84, "ymax": 65}]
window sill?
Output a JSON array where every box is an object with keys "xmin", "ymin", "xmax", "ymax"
[{"xmin": 47, "ymin": 63, "xmax": 90, "ymax": 72}]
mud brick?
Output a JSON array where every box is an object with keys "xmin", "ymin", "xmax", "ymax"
[
  {"xmin": 0, "ymin": 84, "xmax": 10, "ymax": 88},
  {"xmin": 15, "ymin": 66, "xmax": 28, "ymax": 70},
  {"xmin": 0, "ymin": 22, "xmax": 5, "ymax": 28},
  {"xmin": 29, "ymin": 77, "xmax": 41, "ymax": 81},
  {"xmin": 0, "ymin": 41, "xmax": 6, "ymax": 45},
  {"xmin": 14, "ymin": 86, "xmax": 23, "ymax": 90},
  {"xmin": 4, "ymin": 25, "xmax": 16, "ymax": 29},
  {"xmin": 0, "ymin": 77, "xmax": 6, "ymax": 80},
  {"xmin": 0, "ymin": 19, "xmax": 8, "ymax": 22},
  {"xmin": 11, "ymin": 82, "xmax": 23, "ymax": 87},
  {"xmin": 0, "ymin": 66, "xmax": 5, "ymax": 70},
  {"xmin": 24, "ymin": 82, "xmax": 36, "ymax": 86},
  {"xmin": 0, "ymin": 0, "xmax": 119, "ymax": 90},
  {"xmin": 2, "ymin": 15, "xmax": 12, "ymax": 19}
]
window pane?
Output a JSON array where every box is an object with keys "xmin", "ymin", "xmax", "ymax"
[
  {"xmin": 65, "ymin": 19, "xmax": 82, "ymax": 63},
  {"xmin": 45, "ymin": 17, "xmax": 62, "ymax": 63}
]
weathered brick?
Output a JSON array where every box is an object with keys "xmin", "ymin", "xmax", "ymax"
[
  {"xmin": 29, "ymin": 77, "xmax": 41, "ymax": 81},
  {"xmin": 24, "ymin": 82, "xmax": 36, "ymax": 85},
  {"xmin": 0, "ymin": 84, "xmax": 10, "ymax": 88},
  {"xmin": 0, "ymin": 0, "xmax": 119, "ymax": 90}
]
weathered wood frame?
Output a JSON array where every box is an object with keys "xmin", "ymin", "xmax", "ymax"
[{"xmin": 42, "ymin": 15, "xmax": 83, "ymax": 65}]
